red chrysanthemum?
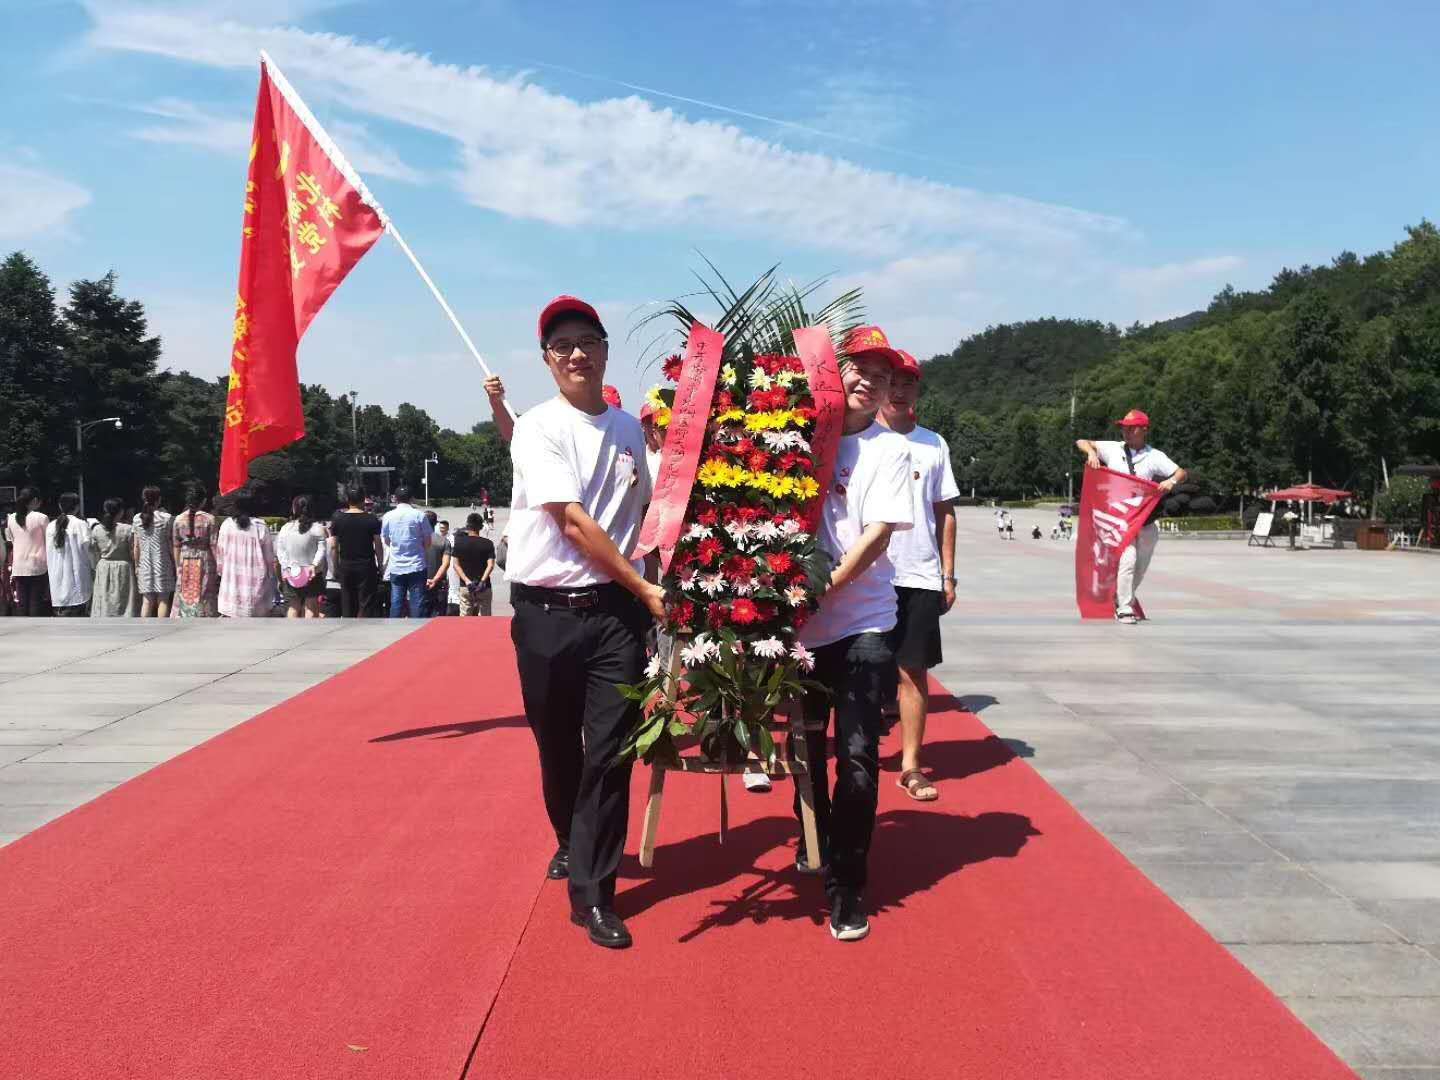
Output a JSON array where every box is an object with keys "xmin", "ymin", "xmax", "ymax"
[
  {"xmin": 667, "ymin": 599, "xmax": 695, "ymax": 630},
  {"xmin": 706, "ymin": 601, "xmax": 729, "ymax": 626},
  {"xmin": 767, "ymin": 551, "xmax": 794, "ymax": 575},
  {"xmin": 695, "ymin": 503, "xmax": 719, "ymax": 526},
  {"xmin": 747, "ymin": 387, "xmax": 789, "ymax": 412},
  {"xmin": 729, "ymin": 598, "xmax": 760, "ymax": 625},
  {"xmin": 713, "ymin": 390, "xmax": 735, "ymax": 411},
  {"xmin": 789, "ymin": 569, "xmax": 809, "ymax": 586},
  {"xmin": 745, "ymin": 449, "xmax": 770, "ymax": 473},
  {"xmin": 662, "ymin": 353, "xmax": 684, "ymax": 380},
  {"xmin": 696, "ymin": 537, "xmax": 725, "ymax": 566},
  {"xmin": 722, "ymin": 555, "xmax": 757, "ymax": 582},
  {"xmin": 757, "ymin": 602, "xmax": 778, "ymax": 622}
]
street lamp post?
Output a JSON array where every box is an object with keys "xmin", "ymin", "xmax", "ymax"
[
  {"xmin": 422, "ymin": 453, "xmax": 439, "ymax": 507},
  {"xmin": 76, "ymin": 417, "xmax": 123, "ymax": 518}
]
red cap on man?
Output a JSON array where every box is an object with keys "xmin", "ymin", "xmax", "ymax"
[
  {"xmin": 639, "ymin": 400, "xmax": 656, "ymax": 421},
  {"xmin": 538, "ymin": 295, "xmax": 607, "ymax": 342},
  {"xmin": 602, "ymin": 385, "xmax": 622, "ymax": 409},
  {"xmin": 1115, "ymin": 408, "xmax": 1151, "ymax": 428},
  {"xmin": 841, "ymin": 325, "xmax": 904, "ymax": 368},
  {"xmin": 894, "ymin": 349, "xmax": 922, "ymax": 379}
]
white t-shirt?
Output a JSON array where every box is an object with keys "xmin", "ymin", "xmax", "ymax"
[
  {"xmin": 888, "ymin": 425, "xmax": 960, "ymax": 591},
  {"xmin": 507, "ymin": 396, "xmax": 651, "ymax": 588},
  {"xmin": 646, "ymin": 447, "xmax": 662, "ymax": 487},
  {"xmin": 800, "ymin": 422, "xmax": 913, "ymax": 649},
  {"xmin": 1096, "ymin": 441, "xmax": 1178, "ymax": 483}
]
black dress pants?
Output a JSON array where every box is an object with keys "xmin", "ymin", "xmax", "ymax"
[
  {"xmin": 337, "ymin": 559, "xmax": 377, "ymax": 618},
  {"xmin": 511, "ymin": 584, "xmax": 648, "ymax": 909},
  {"xmin": 792, "ymin": 631, "xmax": 894, "ymax": 896}
]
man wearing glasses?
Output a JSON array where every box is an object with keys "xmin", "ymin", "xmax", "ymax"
[{"xmin": 507, "ymin": 295, "xmax": 666, "ymax": 950}]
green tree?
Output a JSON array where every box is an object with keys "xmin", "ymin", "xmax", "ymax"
[{"xmin": 0, "ymin": 252, "xmax": 69, "ymax": 494}]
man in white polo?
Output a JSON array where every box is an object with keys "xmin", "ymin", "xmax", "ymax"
[
  {"xmin": 879, "ymin": 349, "xmax": 959, "ymax": 802},
  {"xmin": 508, "ymin": 294, "xmax": 666, "ymax": 950},
  {"xmin": 1076, "ymin": 408, "xmax": 1187, "ymax": 623}
]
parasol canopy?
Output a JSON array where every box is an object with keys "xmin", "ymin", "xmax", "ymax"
[{"xmin": 1265, "ymin": 484, "xmax": 1351, "ymax": 504}]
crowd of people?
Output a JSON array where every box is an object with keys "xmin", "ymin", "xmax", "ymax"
[{"xmin": 0, "ymin": 483, "xmax": 497, "ymax": 621}]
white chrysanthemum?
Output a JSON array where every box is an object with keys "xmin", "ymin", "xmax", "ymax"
[
  {"xmin": 787, "ymin": 532, "xmax": 811, "ymax": 547},
  {"xmin": 679, "ymin": 569, "xmax": 699, "ymax": 591},
  {"xmin": 681, "ymin": 635, "xmax": 721, "ymax": 666},
  {"xmin": 775, "ymin": 370, "xmax": 796, "ymax": 388},
  {"xmin": 753, "ymin": 521, "xmax": 783, "ymax": 542},
  {"xmin": 683, "ymin": 523, "xmax": 713, "ymax": 541},
  {"xmin": 784, "ymin": 584, "xmax": 808, "ymax": 607},
  {"xmin": 780, "ymin": 518, "xmax": 803, "ymax": 536},
  {"xmin": 747, "ymin": 369, "xmax": 772, "ymax": 390},
  {"xmin": 750, "ymin": 637, "xmax": 785, "ymax": 659},
  {"xmin": 732, "ymin": 577, "xmax": 755, "ymax": 597},
  {"xmin": 724, "ymin": 521, "xmax": 753, "ymax": 545},
  {"xmin": 644, "ymin": 654, "xmax": 664, "ymax": 679},
  {"xmin": 721, "ymin": 364, "xmax": 737, "ymax": 387},
  {"xmin": 698, "ymin": 573, "xmax": 727, "ymax": 597},
  {"xmin": 789, "ymin": 643, "xmax": 816, "ymax": 671}
]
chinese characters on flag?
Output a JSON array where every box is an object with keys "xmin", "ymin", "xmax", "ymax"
[
  {"xmin": 221, "ymin": 59, "xmax": 385, "ymax": 494},
  {"xmin": 1074, "ymin": 467, "xmax": 1163, "ymax": 619}
]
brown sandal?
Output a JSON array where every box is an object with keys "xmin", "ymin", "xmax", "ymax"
[{"xmin": 898, "ymin": 769, "xmax": 938, "ymax": 802}]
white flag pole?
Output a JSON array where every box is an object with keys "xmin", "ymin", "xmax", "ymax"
[{"xmin": 259, "ymin": 51, "xmax": 517, "ymax": 420}]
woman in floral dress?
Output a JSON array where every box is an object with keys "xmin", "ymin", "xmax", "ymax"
[
  {"xmin": 215, "ymin": 495, "xmax": 275, "ymax": 618},
  {"xmin": 170, "ymin": 484, "xmax": 219, "ymax": 618},
  {"xmin": 132, "ymin": 485, "xmax": 176, "ymax": 618}
]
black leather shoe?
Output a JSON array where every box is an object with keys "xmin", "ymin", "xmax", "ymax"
[
  {"xmin": 570, "ymin": 906, "xmax": 632, "ymax": 949},
  {"xmin": 829, "ymin": 891, "xmax": 870, "ymax": 942},
  {"xmin": 546, "ymin": 849, "xmax": 570, "ymax": 880}
]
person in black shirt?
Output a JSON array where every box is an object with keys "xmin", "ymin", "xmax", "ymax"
[
  {"xmin": 327, "ymin": 485, "xmax": 383, "ymax": 618},
  {"xmin": 445, "ymin": 512, "xmax": 496, "ymax": 616}
]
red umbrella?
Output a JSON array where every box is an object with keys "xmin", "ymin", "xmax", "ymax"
[{"xmin": 1265, "ymin": 484, "xmax": 1351, "ymax": 504}]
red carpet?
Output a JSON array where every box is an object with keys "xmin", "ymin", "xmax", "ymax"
[{"xmin": 0, "ymin": 620, "xmax": 1357, "ymax": 1079}]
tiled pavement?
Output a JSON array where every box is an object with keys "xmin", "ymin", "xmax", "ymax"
[{"xmin": 1, "ymin": 505, "xmax": 1436, "ymax": 1077}]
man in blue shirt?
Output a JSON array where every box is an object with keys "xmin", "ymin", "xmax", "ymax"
[{"xmin": 381, "ymin": 486, "xmax": 433, "ymax": 619}]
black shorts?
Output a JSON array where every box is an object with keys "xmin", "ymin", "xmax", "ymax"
[{"xmin": 889, "ymin": 585, "xmax": 943, "ymax": 670}]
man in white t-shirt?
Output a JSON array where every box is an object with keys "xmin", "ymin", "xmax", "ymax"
[
  {"xmin": 508, "ymin": 295, "xmax": 666, "ymax": 950},
  {"xmin": 1076, "ymin": 408, "xmax": 1187, "ymax": 623},
  {"xmin": 879, "ymin": 349, "xmax": 959, "ymax": 803},
  {"xmin": 793, "ymin": 324, "xmax": 912, "ymax": 943},
  {"xmin": 638, "ymin": 400, "xmax": 664, "ymax": 487}
]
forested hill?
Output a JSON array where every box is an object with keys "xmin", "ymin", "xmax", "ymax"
[
  {"xmin": 921, "ymin": 318, "xmax": 1123, "ymax": 414},
  {"xmin": 915, "ymin": 222, "xmax": 1440, "ymax": 502}
]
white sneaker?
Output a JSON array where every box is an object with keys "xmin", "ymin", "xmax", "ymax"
[
  {"xmin": 1116, "ymin": 612, "xmax": 1139, "ymax": 625},
  {"xmin": 742, "ymin": 769, "xmax": 772, "ymax": 793}
]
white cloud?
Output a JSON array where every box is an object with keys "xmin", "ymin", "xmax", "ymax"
[
  {"xmin": 126, "ymin": 97, "xmax": 425, "ymax": 182},
  {"xmin": 1115, "ymin": 254, "xmax": 1245, "ymax": 292},
  {"xmin": 0, "ymin": 162, "xmax": 92, "ymax": 240},
  {"xmin": 83, "ymin": 4, "xmax": 1125, "ymax": 257}
]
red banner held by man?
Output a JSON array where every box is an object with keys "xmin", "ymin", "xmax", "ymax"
[
  {"xmin": 220, "ymin": 56, "xmax": 385, "ymax": 494},
  {"xmin": 632, "ymin": 323, "xmax": 725, "ymax": 572},
  {"xmin": 1075, "ymin": 467, "xmax": 1164, "ymax": 619},
  {"xmin": 790, "ymin": 326, "xmax": 846, "ymax": 532}
]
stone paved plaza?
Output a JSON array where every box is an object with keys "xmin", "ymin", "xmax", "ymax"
[{"xmin": 2, "ymin": 505, "xmax": 1436, "ymax": 1077}]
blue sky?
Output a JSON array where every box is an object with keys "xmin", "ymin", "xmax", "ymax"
[{"xmin": 2, "ymin": 0, "xmax": 1437, "ymax": 430}]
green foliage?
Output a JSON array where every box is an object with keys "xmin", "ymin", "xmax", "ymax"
[
  {"xmin": 918, "ymin": 222, "xmax": 1440, "ymax": 500},
  {"xmin": 1375, "ymin": 476, "xmax": 1427, "ymax": 523},
  {"xmin": 0, "ymin": 251, "xmax": 512, "ymax": 517}
]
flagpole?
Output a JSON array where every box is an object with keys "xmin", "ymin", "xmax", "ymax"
[{"xmin": 259, "ymin": 50, "xmax": 517, "ymax": 421}]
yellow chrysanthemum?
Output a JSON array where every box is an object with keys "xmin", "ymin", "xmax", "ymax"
[
  {"xmin": 655, "ymin": 406, "xmax": 672, "ymax": 428},
  {"xmin": 645, "ymin": 385, "xmax": 666, "ymax": 408},
  {"xmin": 713, "ymin": 408, "xmax": 745, "ymax": 424},
  {"xmin": 743, "ymin": 410, "xmax": 793, "ymax": 432},
  {"xmin": 796, "ymin": 477, "xmax": 820, "ymax": 500}
]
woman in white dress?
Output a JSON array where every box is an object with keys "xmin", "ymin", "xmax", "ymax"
[
  {"xmin": 132, "ymin": 485, "xmax": 176, "ymax": 618},
  {"xmin": 45, "ymin": 492, "xmax": 96, "ymax": 616}
]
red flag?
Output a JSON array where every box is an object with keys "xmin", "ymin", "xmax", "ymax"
[
  {"xmin": 1075, "ymin": 467, "xmax": 1164, "ymax": 619},
  {"xmin": 220, "ymin": 57, "xmax": 385, "ymax": 494},
  {"xmin": 789, "ymin": 327, "xmax": 846, "ymax": 532}
]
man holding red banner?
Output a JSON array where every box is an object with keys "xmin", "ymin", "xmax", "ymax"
[
  {"xmin": 1076, "ymin": 409, "xmax": 1187, "ymax": 623},
  {"xmin": 507, "ymin": 295, "xmax": 665, "ymax": 951},
  {"xmin": 792, "ymin": 325, "xmax": 913, "ymax": 943}
]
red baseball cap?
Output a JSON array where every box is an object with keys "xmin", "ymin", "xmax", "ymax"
[
  {"xmin": 894, "ymin": 349, "xmax": 922, "ymax": 379},
  {"xmin": 841, "ymin": 325, "xmax": 903, "ymax": 368},
  {"xmin": 1115, "ymin": 408, "xmax": 1151, "ymax": 427},
  {"xmin": 602, "ymin": 385, "xmax": 622, "ymax": 408},
  {"xmin": 538, "ymin": 295, "xmax": 606, "ymax": 342},
  {"xmin": 639, "ymin": 401, "xmax": 656, "ymax": 421}
]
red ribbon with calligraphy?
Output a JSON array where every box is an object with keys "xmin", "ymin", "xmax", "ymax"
[
  {"xmin": 1074, "ymin": 466, "xmax": 1163, "ymax": 619},
  {"xmin": 220, "ymin": 58, "xmax": 385, "ymax": 495},
  {"xmin": 632, "ymin": 323, "xmax": 726, "ymax": 572},
  {"xmin": 790, "ymin": 326, "xmax": 846, "ymax": 531}
]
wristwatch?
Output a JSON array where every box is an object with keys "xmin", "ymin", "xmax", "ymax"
[{"xmin": 943, "ymin": 575, "xmax": 957, "ymax": 584}]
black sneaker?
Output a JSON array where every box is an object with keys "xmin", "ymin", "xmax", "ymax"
[
  {"xmin": 546, "ymin": 848, "xmax": 570, "ymax": 880},
  {"xmin": 829, "ymin": 891, "xmax": 870, "ymax": 941},
  {"xmin": 795, "ymin": 838, "xmax": 828, "ymax": 875}
]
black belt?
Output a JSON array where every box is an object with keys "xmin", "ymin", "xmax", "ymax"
[{"xmin": 512, "ymin": 581, "xmax": 624, "ymax": 610}]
